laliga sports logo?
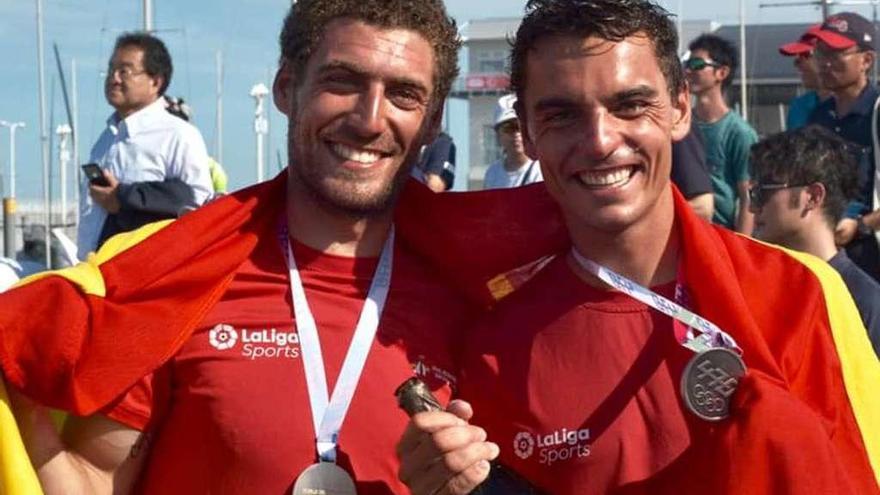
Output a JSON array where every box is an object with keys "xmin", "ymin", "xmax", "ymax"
[
  {"xmin": 513, "ymin": 431, "xmax": 536, "ymax": 460},
  {"xmin": 209, "ymin": 324, "xmax": 239, "ymax": 350}
]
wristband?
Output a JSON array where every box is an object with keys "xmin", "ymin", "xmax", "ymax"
[{"xmin": 857, "ymin": 215, "xmax": 873, "ymax": 236}]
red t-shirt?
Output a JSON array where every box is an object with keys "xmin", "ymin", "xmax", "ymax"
[
  {"xmin": 461, "ymin": 255, "xmax": 705, "ymax": 495},
  {"xmin": 105, "ymin": 232, "xmax": 470, "ymax": 494}
]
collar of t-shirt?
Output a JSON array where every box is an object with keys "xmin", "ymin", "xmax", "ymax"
[
  {"xmin": 107, "ymin": 97, "xmax": 168, "ymax": 139},
  {"xmin": 502, "ymin": 159, "xmax": 531, "ymax": 172},
  {"xmin": 819, "ymin": 83, "xmax": 880, "ymax": 120},
  {"xmin": 287, "ymin": 235, "xmax": 380, "ymax": 283}
]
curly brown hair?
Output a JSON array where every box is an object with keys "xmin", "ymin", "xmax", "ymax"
[
  {"xmin": 279, "ymin": 0, "xmax": 461, "ymax": 110},
  {"xmin": 510, "ymin": 0, "xmax": 684, "ymax": 101}
]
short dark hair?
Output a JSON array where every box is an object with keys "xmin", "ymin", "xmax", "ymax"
[
  {"xmin": 688, "ymin": 34, "xmax": 737, "ymax": 91},
  {"xmin": 749, "ymin": 125, "xmax": 861, "ymax": 227},
  {"xmin": 510, "ymin": 0, "xmax": 685, "ymax": 101},
  {"xmin": 279, "ymin": 0, "xmax": 461, "ymax": 110},
  {"xmin": 113, "ymin": 32, "xmax": 173, "ymax": 95}
]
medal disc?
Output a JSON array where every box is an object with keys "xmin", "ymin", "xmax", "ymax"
[
  {"xmin": 680, "ymin": 347, "xmax": 746, "ymax": 421},
  {"xmin": 292, "ymin": 463, "xmax": 357, "ymax": 495}
]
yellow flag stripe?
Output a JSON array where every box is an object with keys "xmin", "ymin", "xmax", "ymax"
[
  {"xmin": 0, "ymin": 379, "xmax": 43, "ymax": 495},
  {"xmin": 784, "ymin": 248, "xmax": 880, "ymax": 485},
  {"xmin": 0, "ymin": 220, "xmax": 176, "ymax": 493},
  {"xmin": 12, "ymin": 220, "xmax": 174, "ymax": 297}
]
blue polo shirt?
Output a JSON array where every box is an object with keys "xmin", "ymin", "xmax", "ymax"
[
  {"xmin": 807, "ymin": 84, "xmax": 879, "ymax": 218},
  {"xmin": 786, "ymin": 91, "xmax": 821, "ymax": 131}
]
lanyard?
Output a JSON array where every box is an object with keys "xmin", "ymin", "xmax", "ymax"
[
  {"xmin": 570, "ymin": 248, "xmax": 740, "ymax": 354},
  {"xmin": 285, "ymin": 228, "xmax": 395, "ymax": 463}
]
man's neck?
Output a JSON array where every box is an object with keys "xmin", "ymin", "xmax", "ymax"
[
  {"xmin": 503, "ymin": 154, "xmax": 530, "ymax": 172},
  {"xmin": 694, "ymin": 89, "xmax": 730, "ymax": 123},
  {"xmin": 788, "ymin": 221, "xmax": 839, "ymax": 262},
  {"xmin": 567, "ymin": 189, "xmax": 679, "ymax": 289},
  {"xmin": 114, "ymin": 98, "xmax": 158, "ymax": 121},
  {"xmin": 833, "ymin": 78, "xmax": 868, "ymax": 117},
  {"xmin": 286, "ymin": 183, "xmax": 393, "ymax": 258},
  {"xmin": 817, "ymin": 88, "xmax": 833, "ymax": 101}
]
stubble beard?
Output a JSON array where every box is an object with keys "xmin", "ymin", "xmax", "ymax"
[{"xmin": 286, "ymin": 120, "xmax": 425, "ymax": 219}]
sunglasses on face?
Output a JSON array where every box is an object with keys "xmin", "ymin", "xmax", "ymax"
[
  {"xmin": 683, "ymin": 57, "xmax": 721, "ymax": 71},
  {"xmin": 747, "ymin": 182, "xmax": 807, "ymax": 207}
]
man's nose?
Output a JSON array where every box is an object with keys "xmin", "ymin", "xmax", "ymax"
[
  {"xmin": 351, "ymin": 83, "xmax": 388, "ymax": 137},
  {"xmin": 580, "ymin": 110, "xmax": 622, "ymax": 161},
  {"xmin": 107, "ymin": 68, "xmax": 126, "ymax": 83}
]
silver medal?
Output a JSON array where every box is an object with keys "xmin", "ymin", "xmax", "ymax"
[
  {"xmin": 680, "ymin": 347, "xmax": 746, "ymax": 421},
  {"xmin": 292, "ymin": 463, "xmax": 357, "ymax": 495}
]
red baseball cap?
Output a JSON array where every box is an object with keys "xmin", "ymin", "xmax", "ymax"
[
  {"xmin": 810, "ymin": 12, "xmax": 876, "ymax": 51},
  {"xmin": 779, "ymin": 24, "xmax": 821, "ymax": 56}
]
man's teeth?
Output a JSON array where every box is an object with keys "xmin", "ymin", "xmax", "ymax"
[
  {"xmin": 578, "ymin": 167, "xmax": 633, "ymax": 187},
  {"xmin": 331, "ymin": 143, "xmax": 381, "ymax": 164}
]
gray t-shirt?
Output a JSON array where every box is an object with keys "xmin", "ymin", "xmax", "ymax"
[{"xmin": 483, "ymin": 160, "xmax": 543, "ymax": 190}]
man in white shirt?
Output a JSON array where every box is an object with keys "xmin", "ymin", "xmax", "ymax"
[
  {"xmin": 77, "ymin": 33, "xmax": 212, "ymax": 259},
  {"xmin": 483, "ymin": 94, "xmax": 543, "ymax": 189},
  {"xmin": 0, "ymin": 258, "xmax": 20, "ymax": 293}
]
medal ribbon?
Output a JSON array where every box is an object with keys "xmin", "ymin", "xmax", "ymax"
[
  {"xmin": 570, "ymin": 248, "xmax": 740, "ymax": 354},
  {"xmin": 286, "ymin": 228, "xmax": 394, "ymax": 463}
]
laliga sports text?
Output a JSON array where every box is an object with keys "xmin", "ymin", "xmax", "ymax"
[
  {"xmin": 209, "ymin": 324, "xmax": 301, "ymax": 360},
  {"xmin": 513, "ymin": 427, "xmax": 591, "ymax": 466}
]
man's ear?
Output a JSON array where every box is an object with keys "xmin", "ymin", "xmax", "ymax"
[
  {"xmin": 862, "ymin": 50, "xmax": 876, "ymax": 75},
  {"xmin": 717, "ymin": 65, "xmax": 731, "ymax": 86},
  {"xmin": 150, "ymin": 75, "xmax": 164, "ymax": 97},
  {"xmin": 670, "ymin": 87, "xmax": 692, "ymax": 142},
  {"xmin": 515, "ymin": 100, "xmax": 538, "ymax": 160},
  {"xmin": 273, "ymin": 61, "xmax": 296, "ymax": 116},
  {"xmin": 805, "ymin": 182, "xmax": 826, "ymax": 211}
]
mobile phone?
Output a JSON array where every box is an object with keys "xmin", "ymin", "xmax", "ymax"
[{"xmin": 81, "ymin": 163, "xmax": 110, "ymax": 187}]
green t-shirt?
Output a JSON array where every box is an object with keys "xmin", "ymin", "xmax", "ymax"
[{"xmin": 694, "ymin": 111, "xmax": 758, "ymax": 228}]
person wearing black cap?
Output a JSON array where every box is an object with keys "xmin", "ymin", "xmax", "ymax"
[
  {"xmin": 807, "ymin": 11, "xmax": 880, "ymax": 282},
  {"xmin": 779, "ymin": 24, "xmax": 830, "ymax": 130}
]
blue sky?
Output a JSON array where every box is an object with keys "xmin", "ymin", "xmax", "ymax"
[{"xmin": 0, "ymin": 0, "xmax": 860, "ymax": 200}]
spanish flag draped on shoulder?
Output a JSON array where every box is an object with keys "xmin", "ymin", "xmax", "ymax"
[
  {"xmin": 393, "ymin": 181, "xmax": 880, "ymax": 494},
  {"xmin": 1, "ymin": 173, "xmax": 879, "ymax": 494},
  {"xmin": 0, "ymin": 173, "xmax": 285, "ymax": 493}
]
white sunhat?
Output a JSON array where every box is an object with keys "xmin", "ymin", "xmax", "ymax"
[{"xmin": 494, "ymin": 94, "xmax": 518, "ymax": 127}]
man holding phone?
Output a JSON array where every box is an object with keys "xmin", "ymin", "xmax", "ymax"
[{"xmin": 77, "ymin": 33, "xmax": 212, "ymax": 260}]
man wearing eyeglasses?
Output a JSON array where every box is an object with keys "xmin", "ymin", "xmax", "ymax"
[
  {"xmin": 749, "ymin": 125, "xmax": 880, "ymax": 358},
  {"xmin": 77, "ymin": 33, "xmax": 213, "ymax": 260},
  {"xmin": 685, "ymin": 34, "xmax": 758, "ymax": 236},
  {"xmin": 778, "ymin": 25, "xmax": 831, "ymax": 130},
  {"xmin": 483, "ymin": 94, "xmax": 543, "ymax": 189},
  {"xmin": 806, "ymin": 12, "xmax": 880, "ymax": 283}
]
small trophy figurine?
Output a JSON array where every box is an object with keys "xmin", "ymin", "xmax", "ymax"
[{"xmin": 395, "ymin": 378, "xmax": 544, "ymax": 495}]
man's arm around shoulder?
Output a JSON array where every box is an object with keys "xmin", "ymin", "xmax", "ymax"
[{"xmin": 9, "ymin": 387, "xmax": 147, "ymax": 494}]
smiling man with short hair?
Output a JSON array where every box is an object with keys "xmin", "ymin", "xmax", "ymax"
[
  {"xmin": 4, "ymin": 1, "xmax": 470, "ymax": 493},
  {"xmin": 396, "ymin": 1, "xmax": 880, "ymax": 494}
]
